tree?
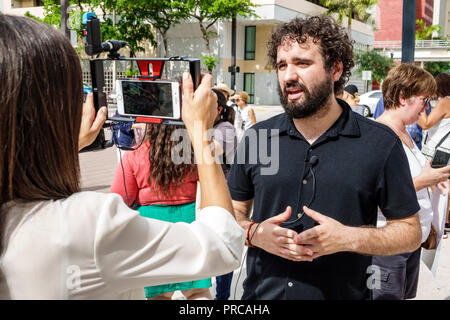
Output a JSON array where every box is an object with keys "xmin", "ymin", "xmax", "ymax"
[
  {"xmin": 320, "ymin": 0, "xmax": 378, "ymax": 38},
  {"xmin": 415, "ymin": 19, "xmax": 442, "ymax": 40},
  {"xmin": 115, "ymin": 0, "xmax": 190, "ymax": 57},
  {"xmin": 415, "ymin": 19, "xmax": 448, "ymax": 77},
  {"xmin": 25, "ymin": 0, "xmax": 76, "ymax": 30},
  {"xmin": 25, "ymin": 0, "xmax": 157, "ymax": 54},
  {"xmin": 186, "ymin": 0, "xmax": 258, "ymax": 72},
  {"xmin": 355, "ymin": 50, "xmax": 395, "ymax": 84},
  {"xmin": 424, "ymin": 62, "xmax": 450, "ymax": 77}
]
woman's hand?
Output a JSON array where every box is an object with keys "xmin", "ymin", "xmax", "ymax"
[
  {"xmin": 437, "ymin": 180, "xmax": 450, "ymax": 195},
  {"xmin": 414, "ymin": 160, "xmax": 450, "ymax": 191},
  {"xmin": 182, "ymin": 73, "xmax": 217, "ymax": 133},
  {"xmin": 78, "ymin": 93, "xmax": 107, "ymax": 151}
]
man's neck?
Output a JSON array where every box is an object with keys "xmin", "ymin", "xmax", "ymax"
[{"xmin": 291, "ymin": 96, "xmax": 343, "ymax": 145}]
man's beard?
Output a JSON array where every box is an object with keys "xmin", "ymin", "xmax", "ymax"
[{"xmin": 278, "ymin": 75, "xmax": 333, "ymax": 119}]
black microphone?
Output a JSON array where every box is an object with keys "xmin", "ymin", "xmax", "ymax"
[
  {"xmin": 309, "ymin": 155, "xmax": 319, "ymax": 167},
  {"xmin": 101, "ymin": 40, "xmax": 127, "ymax": 52}
]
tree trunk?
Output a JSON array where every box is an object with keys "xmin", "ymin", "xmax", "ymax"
[
  {"xmin": 198, "ymin": 22, "xmax": 211, "ymax": 54},
  {"xmin": 60, "ymin": 0, "xmax": 70, "ymax": 38},
  {"xmin": 161, "ymin": 32, "xmax": 169, "ymax": 58}
]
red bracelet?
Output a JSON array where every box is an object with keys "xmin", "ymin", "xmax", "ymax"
[{"xmin": 246, "ymin": 222, "xmax": 257, "ymax": 248}]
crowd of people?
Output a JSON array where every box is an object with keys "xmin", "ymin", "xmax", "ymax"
[{"xmin": 0, "ymin": 12, "xmax": 449, "ymax": 301}]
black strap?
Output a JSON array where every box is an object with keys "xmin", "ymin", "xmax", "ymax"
[{"xmin": 435, "ymin": 129, "xmax": 450, "ymax": 150}]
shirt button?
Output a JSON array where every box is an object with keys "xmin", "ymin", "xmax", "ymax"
[
  {"xmin": 302, "ymin": 179, "xmax": 307, "ymax": 184},
  {"xmin": 297, "ymin": 213, "xmax": 303, "ymax": 218},
  {"xmin": 288, "ymin": 282, "xmax": 293, "ymax": 287}
]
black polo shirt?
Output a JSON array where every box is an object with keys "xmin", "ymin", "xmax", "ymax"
[{"xmin": 227, "ymin": 100, "xmax": 420, "ymax": 300}]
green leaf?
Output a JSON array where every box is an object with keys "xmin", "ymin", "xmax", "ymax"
[
  {"xmin": 201, "ymin": 54, "xmax": 220, "ymax": 72},
  {"xmin": 355, "ymin": 50, "xmax": 395, "ymax": 82}
]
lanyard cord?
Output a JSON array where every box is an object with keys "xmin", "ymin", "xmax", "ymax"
[{"xmin": 280, "ymin": 165, "xmax": 316, "ymax": 228}]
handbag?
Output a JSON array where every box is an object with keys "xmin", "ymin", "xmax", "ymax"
[
  {"xmin": 421, "ymin": 224, "xmax": 437, "ymax": 250},
  {"xmin": 421, "ymin": 127, "xmax": 450, "ymax": 161}
]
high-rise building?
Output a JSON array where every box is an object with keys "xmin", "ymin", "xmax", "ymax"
[
  {"xmin": 433, "ymin": 0, "xmax": 450, "ymax": 38},
  {"xmin": 375, "ymin": 0, "xmax": 435, "ymax": 42}
]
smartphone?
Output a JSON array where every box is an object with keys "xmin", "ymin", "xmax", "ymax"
[
  {"xmin": 431, "ymin": 149, "xmax": 450, "ymax": 168},
  {"xmin": 116, "ymin": 79, "xmax": 181, "ymax": 120}
]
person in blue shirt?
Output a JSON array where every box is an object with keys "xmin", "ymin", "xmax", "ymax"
[
  {"xmin": 112, "ymin": 119, "xmax": 135, "ymax": 149},
  {"xmin": 111, "ymin": 111, "xmax": 138, "ymax": 162},
  {"xmin": 374, "ymin": 96, "xmax": 431, "ymax": 149}
]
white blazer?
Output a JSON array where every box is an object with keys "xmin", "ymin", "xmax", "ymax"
[{"xmin": 0, "ymin": 192, "xmax": 245, "ymax": 299}]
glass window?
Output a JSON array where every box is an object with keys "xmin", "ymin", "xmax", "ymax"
[
  {"xmin": 244, "ymin": 73, "xmax": 255, "ymax": 104},
  {"xmin": 245, "ymin": 26, "xmax": 256, "ymax": 60},
  {"xmin": 370, "ymin": 91, "xmax": 382, "ymax": 99}
]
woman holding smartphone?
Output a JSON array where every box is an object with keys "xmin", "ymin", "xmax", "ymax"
[
  {"xmin": 418, "ymin": 72, "xmax": 450, "ymax": 153},
  {"xmin": 0, "ymin": 14, "xmax": 244, "ymax": 300},
  {"xmin": 372, "ymin": 64, "xmax": 450, "ymax": 300}
]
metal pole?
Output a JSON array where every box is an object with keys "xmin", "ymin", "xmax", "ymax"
[
  {"xmin": 113, "ymin": 9, "xmax": 117, "ymax": 93},
  {"xmin": 401, "ymin": 0, "xmax": 416, "ymax": 63},
  {"xmin": 60, "ymin": 0, "xmax": 70, "ymax": 38},
  {"xmin": 230, "ymin": 15, "xmax": 236, "ymax": 91}
]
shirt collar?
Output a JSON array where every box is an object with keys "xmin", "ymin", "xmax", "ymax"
[{"xmin": 278, "ymin": 98, "xmax": 361, "ymax": 140}]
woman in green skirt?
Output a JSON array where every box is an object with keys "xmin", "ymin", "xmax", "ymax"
[{"xmin": 110, "ymin": 123, "xmax": 212, "ymax": 300}]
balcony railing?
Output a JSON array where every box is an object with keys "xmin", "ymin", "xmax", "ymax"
[{"xmin": 374, "ymin": 40, "xmax": 450, "ymax": 49}]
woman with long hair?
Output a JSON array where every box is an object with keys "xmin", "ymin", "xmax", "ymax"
[
  {"xmin": 0, "ymin": 14, "xmax": 244, "ymax": 299},
  {"xmin": 110, "ymin": 123, "xmax": 213, "ymax": 300}
]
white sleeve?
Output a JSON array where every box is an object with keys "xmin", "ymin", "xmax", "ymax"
[
  {"xmin": 417, "ymin": 188, "xmax": 433, "ymax": 243},
  {"xmin": 94, "ymin": 195, "xmax": 245, "ymax": 293}
]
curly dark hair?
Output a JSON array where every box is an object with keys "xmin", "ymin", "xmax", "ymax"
[
  {"xmin": 267, "ymin": 15, "xmax": 354, "ymax": 94},
  {"xmin": 147, "ymin": 124, "xmax": 196, "ymax": 197},
  {"xmin": 435, "ymin": 72, "xmax": 450, "ymax": 98}
]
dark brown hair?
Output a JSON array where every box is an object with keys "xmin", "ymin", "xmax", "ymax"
[
  {"xmin": 0, "ymin": 15, "xmax": 83, "ymax": 252},
  {"xmin": 147, "ymin": 124, "xmax": 196, "ymax": 196},
  {"xmin": 382, "ymin": 63, "xmax": 436, "ymax": 110},
  {"xmin": 435, "ymin": 72, "xmax": 450, "ymax": 98},
  {"xmin": 267, "ymin": 15, "xmax": 354, "ymax": 94}
]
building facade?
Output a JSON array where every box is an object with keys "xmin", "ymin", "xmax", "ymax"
[
  {"xmin": 1, "ymin": 0, "xmax": 375, "ymax": 105},
  {"xmin": 1, "ymin": 0, "xmax": 45, "ymax": 16},
  {"xmin": 163, "ymin": 0, "xmax": 374, "ymax": 105},
  {"xmin": 375, "ymin": 0, "xmax": 435, "ymax": 43},
  {"xmin": 374, "ymin": 0, "xmax": 450, "ymax": 66},
  {"xmin": 434, "ymin": 0, "xmax": 450, "ymax": 38}
]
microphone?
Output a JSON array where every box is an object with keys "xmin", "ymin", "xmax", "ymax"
[
  {"xmin": 101, "ymin": 40, "xmax": 127, "ymax": 52},
  {"xmin": 309, "ymin": 155, "xmax": 319, "ymax": 167}
]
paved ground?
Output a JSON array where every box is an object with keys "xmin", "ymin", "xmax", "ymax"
[{"xmin": 79, "ymin": 105, "xmax": 450, "ymax": 300}]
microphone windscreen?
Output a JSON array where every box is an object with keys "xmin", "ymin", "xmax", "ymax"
[{"xmin": 309, "ymin": 155, "xmax": 319, "ymax": 166}]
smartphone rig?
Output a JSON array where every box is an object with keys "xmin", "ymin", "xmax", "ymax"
[{"xmin": 80, "ymin": 12, "xmax": 201, "ymax": 152}]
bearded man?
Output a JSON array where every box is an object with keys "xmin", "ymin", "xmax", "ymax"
[{"xmin": 227, "ymin": 16, "xmax": 422, "ymax": 300}]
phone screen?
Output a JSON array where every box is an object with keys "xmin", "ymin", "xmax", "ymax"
[
  {"xmin": 431, "ymin": 149, "xmax": 450, "ymax": 168},
  {"xmin": 119, "ymin": 80, "xmax": 177, "ymax": 117}
]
